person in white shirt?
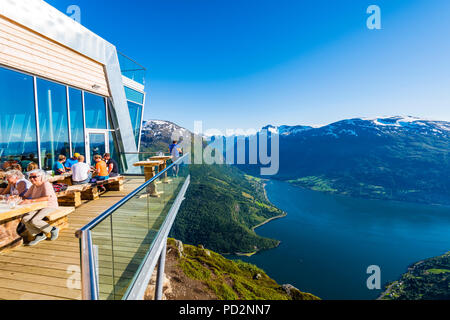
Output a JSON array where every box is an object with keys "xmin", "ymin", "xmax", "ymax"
[{"xmin": 71, "ymin": 155, "xmax": 93, "ymax": 185}]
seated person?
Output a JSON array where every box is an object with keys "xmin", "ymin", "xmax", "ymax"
[
  {"xmin": 27, "ymin": 162, "xmax": 39, "ymax": 173},
  {"xmin": 72, "ymin": 155, "xmax": 93, "ymax": 185},
  {"xmin": 94, "ymin": 155, "xmax": 109, "ymax": 181},
  {"xmin": 104, "ymin": 153, "xmax": 119, "ymax": 178},
  {"xmin": 10, "ymin": 163, "xmax": 22, "ymax": 173},
  {"xmin": 53, "ymin": 155, "xmax": 67, "ymax": 175},
  {"xmin": 65, "ymin": 153, "xmax": 80, "ymax": 171},
  {"xmin": 20, "ymin": 170, "xmax": 60, "ymax": 246},
  {"xmin": 0, "ymin": 170, "xmax": 32, "ymax": 197},
  {"xmin": 20, "ymin": 155, "xmax": 32, "ymax": 171},
  {"xmin": 2, "ymin": 157, "xmax": 17, "ymax": 171}
]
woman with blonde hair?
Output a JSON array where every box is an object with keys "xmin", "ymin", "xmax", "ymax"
[
  {"xmin": 0, "ymin": 169, "xmax": 32, "ymax": 197},
  {"xmin": 27, "ymin": 162, "xmax": 39, "ymax": 172}
]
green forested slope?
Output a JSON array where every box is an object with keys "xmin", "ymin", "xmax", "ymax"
[
  {"xmin": 170, "ymin": 164, "xmax": 284, "ymax": 254},
  {"xmin": 168, "ymin": 239, "xmax": 320, "ymax": 300},
  {"xmin": 380, "ymin": 252, "xmax": 450, "ymax": 300}
]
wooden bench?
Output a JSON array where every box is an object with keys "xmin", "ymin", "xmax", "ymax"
[
  {"xmin": 19, "ymin": 207, "xmax": 75, "ymax": 243},
  {"xmin": 49, "ymin": 173, "xmax": 73, "ymax": 186},
  {"xmin": 44, "ymin": 207, "xmax": 74, "ymax": 231},
  {"xmin": 96, "ymin": 176, "xmax": 125, "ymax": 192},
  {"xmin": 57, "ymin": 184, "xmax": 92, "ymax": 207},
  {"xmin": 57, "ymin": 176, "xmax": 125, "ymax": 206}
]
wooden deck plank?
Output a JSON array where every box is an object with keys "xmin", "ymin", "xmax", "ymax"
[
  {"xmin": 0, "ymin": 177, "xmax": 151, "ymax": 300},
  {"xmin": 0, "ymin": 287, "xmax": 68, "ymax": 300}
]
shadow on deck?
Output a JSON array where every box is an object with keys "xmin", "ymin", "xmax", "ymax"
[{"xmin": 0, "ymin": 177, "xmax": 146, "ymax": 300}]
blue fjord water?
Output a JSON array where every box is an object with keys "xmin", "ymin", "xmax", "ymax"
[{"xmin": 234, "ymin": 180, "xmax": 450, "ymax": 300}]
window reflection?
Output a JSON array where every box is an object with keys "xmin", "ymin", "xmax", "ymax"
[
  {"xmin": 125, "ymin": 86, "xmax": 145, "ymax": 104},
  {"xmin": 69, "ymin": 88, "xmax": 85, "ymax": 155},
  {"xmin": 127, "ymin": 101, "xmax": 142, "ymax": 147},
  {"xmin": 84, "ymin": 92, "xmax": 107, "ymax": 129},
  {"xmin": 0, "ymin": 67, "xmax": 39, "ymax": 171},
  {"xmin": 0, "ymin": 66, "xmax": 125, "ymax": 174},
  {"xmin": 36, "ymin": 78, "xmax": 70, "ymax": 170}
]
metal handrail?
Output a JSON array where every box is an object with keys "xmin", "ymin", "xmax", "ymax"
[{"xmin": 76, "ymin": 154, "xmax": 189, "ymax": 235}]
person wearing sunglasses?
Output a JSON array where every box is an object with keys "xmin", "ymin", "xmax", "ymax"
[{"xmin": 20, "ymin": 170, "xmax": 60, "ymax": 246}]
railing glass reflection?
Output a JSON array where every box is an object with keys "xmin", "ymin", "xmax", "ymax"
[{"xmin": 79, "ymin": 154, "xmax": 189, "ymax": 300}]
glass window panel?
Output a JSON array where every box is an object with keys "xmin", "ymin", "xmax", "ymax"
[
  {"xmin": 36, "ymin": 78, "xmax": 70, "ymax": 170},
  {"xmin": 127, "ymin": 101, "xmax": 142, "ymax": 148},
  {"xmin": 88, "ymin": 133, "xmax": 106, "ymax": 165},
  {"xmin": 0, "ymin": 67, "xmax": 38, "ymax": 170},
  {"xmin": 84, "ymin": 92, "xmax": 107, "ymax": 129},
  {"xmin": 107, "ymin": 98, "xmax": 115, "ymax": 131},
  {"xmin": 109, "ymin": 131, "xmax": 123, "ymax": 173},
  {"xmin": 124, "ymin": 86, "xmax": 144, "ymax": 104},
  {"xmin": 69, "ymin": 88, "xmax": 85, "ymax": 155}
]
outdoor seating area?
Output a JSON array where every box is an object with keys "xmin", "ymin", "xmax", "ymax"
[
  {"xmin": 0, "ymin": 176, "xmax": 145, "ymax": 300},
  {"xmin": 0, "ymin": 152, "xmax": 126, "ymax": 251},
  {"xmin": 0, "ymin": 165, "xmax": 187, "ymax": 300},
  {"xmin": 0, "ymin": 150, "xmax": 176, "ymax": 251}
]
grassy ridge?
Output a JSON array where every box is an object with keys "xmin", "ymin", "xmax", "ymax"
[{"xmin": 169, "ymin": 239, "xmax": 320, "ymax": 300}]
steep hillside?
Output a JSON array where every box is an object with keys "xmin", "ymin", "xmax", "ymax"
[
  {"xmin": 170, "ymin": 164, "xmax": 284, "ymax": 254},
  {"xmin": 380, "ymin": 252, "xmax": 450, "ymax": 300},
  {"xmin": 141, "ymin": 120, "xmax": 285, "ymax": 254},
  {"xmin": 146, "ymin": 239, "xmax": 320, "ymax": 300}
]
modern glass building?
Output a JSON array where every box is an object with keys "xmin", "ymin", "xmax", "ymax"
[{"xmin": 0, "ymin": 0, "xmax": 146, "ymax": 173}]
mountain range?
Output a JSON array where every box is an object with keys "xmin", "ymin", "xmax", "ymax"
[
  {"xmin": 140, "ymin": 120, "xmax": 191, "ymax": 153},
  {"xmin": 238, "ymin": 116, "xmax": 450, "ymax": 205}
]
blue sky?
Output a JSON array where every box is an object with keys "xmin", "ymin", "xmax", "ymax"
[{"xmin": 47, "ymin": 0, "xmax": 450, "ymax": 131}]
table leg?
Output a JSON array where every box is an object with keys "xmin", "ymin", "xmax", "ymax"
[
  {"xmin": 0, "ymin": 218, "xmax": 23, "ymax": 252},
  {"xmin": 161, "ymin": 161, "xmax": 172, "ymax": 184},
  {"xmin": 145, "ymin": 167, "xmax": 164, "ymax": 198}
]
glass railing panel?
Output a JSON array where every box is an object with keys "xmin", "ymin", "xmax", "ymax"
[
  {"xmin": 89, "ymin": 216, "xmax": 114, "ymax": 300},
  {"xmin": 83, "ymin": 154, "xmax": 190, "ymax": 300},
  {"xmin": 109, "ymin": 186, "xmax": 157, "ymax": 300},
  {"xmin": 122, "ymin": 156, "xmax": 190, "ymax": 299},
  {"xmin": 118, "ymin": 52, "xmax": 146, "ymax": 85}
]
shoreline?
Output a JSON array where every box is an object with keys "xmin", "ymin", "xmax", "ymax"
[
  {"xmin": 286, "ymin": 180, "xmax": 450, "ymax": 208},
  {"xmin": 251, "ymin": 212, "xmax": 288, "ymax": 232},
  {"xmin": 227, "ymin": 179, "xmax": 288, "ymax": 257},
  {"xmin": 233, "ymin": 180, "xmax": 287, "ymax": 256},
  {"xmin": 253, "ymin": 180, "xmax": 288, "ymax": 232}
]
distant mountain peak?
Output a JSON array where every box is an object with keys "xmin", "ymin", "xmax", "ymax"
[{"xmin": 261, "ymin": 124, "xmax": 314, "ymax": 136}]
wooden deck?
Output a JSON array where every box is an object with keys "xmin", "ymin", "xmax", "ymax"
[{"xmin": 0, "ymin": 177, "xmax": 147, "ymax": 300}]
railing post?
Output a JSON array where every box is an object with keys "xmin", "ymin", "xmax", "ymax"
[
  {"xmin": 78, "ymin": 230, "xmax": 99, "ymax": 300},
  {"xmin": 155, "ymin": 238, "xmax": 167, "ymax": 300}
]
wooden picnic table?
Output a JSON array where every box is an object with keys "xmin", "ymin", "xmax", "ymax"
[
  {"xmin": 133, "ymin": 160, "xmax": 164, "ymax": 197},
  {"xmin": 0, "ymin": 201, "xmax": 48, "ymax": 251},
  {"xmin": 149, "ymin": 156, "xmax": 173, "ymax": 183},
  {"xmin": 48, "ymin": 172, "xmax": 73, "ymax": 185}
]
